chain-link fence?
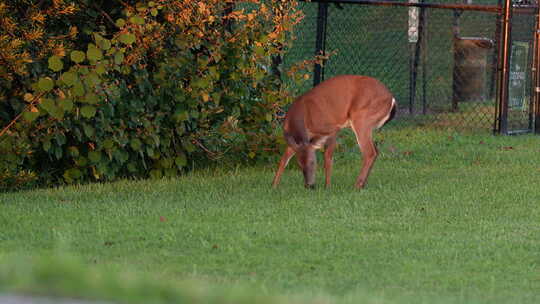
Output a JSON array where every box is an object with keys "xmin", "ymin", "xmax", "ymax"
[{"xmin": 282, "ymin": 0, "xmax": 540, "ymax": 134}]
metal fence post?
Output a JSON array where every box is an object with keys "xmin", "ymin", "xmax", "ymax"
[
  {"xmin": 314, "ymin": 2, "xmax": 329, "ymax": 87},
  {"xmin": 534, "ymin": 6, "xmax": 540, "ymax": 133},
  {"xmin": 452, "ymin": 9, "xmax": 463, "ymax": 112},
  {"xmin": 495, "ymin": 0, "xmax": 513, "ymax": 134},
  {"xmin": 421, "ymin": 6, "xmax": 428, "ymax": 115}
]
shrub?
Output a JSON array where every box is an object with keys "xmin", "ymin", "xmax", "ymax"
[{"xmin": 0, "ymin": 0, "xmax": 310, "ymax": 190}]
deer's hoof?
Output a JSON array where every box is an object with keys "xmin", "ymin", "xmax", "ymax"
[
  {"xmin": 355, "ymin": 183, "xmax": 365, "ymax": 190},
  {"xmin": 305, "ymin": 184, "xmax": 316, "ymax": 190}
]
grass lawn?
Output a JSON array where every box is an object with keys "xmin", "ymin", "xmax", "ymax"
[{"xmin": 1, "ymin": 125, "xmax": 539, "ymax": 304}]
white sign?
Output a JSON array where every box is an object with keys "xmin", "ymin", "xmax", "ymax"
[{"xmin": 408, "ymin": 0, "xmax": 419, "ymax": 43}]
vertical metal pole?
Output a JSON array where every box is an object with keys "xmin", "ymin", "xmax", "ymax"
[
  {"xmin": 314, "ymin": 2, "xmax": 328, "ymax": 87},
  {"xmin": 534, "ymin": 6, "xmax": 540, "ymax": 133},
  {"xmin": 493, "ymin": 0, "xmax": 503, "ymax": 132},
  {"xmin": 408, "ymin": 0, "xmax": 422, "ymax": 115},
  {"xmin": 409, "ymin": 45, "xmax": 415, "ymax": 114},
  {"xmin": 495, "ymin": 0, "xmax": 513, "ymax": 134},
  {"xmin": 529, "ymin": 39, "xmax": 535, "ymax": 131},
  {"xmin": 490, "ymin": 8, "xmax": 502, "ymax": 100},
  {"xmin": 421, "ymin": 8, "xmax": 428, "ymax": 115},
  {"xmin": 452, "ymin": 9, "xmax": 462, "ymax": 112},
  {"xmin": 411, "ymin": 5, "xmax": 426, "ymax": 115}
]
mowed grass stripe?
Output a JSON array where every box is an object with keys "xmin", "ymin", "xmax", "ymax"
[{"xmin": 1, "ymin": 128, "xmax": 539, "ymax": 304}]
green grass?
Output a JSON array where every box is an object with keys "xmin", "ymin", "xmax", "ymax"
[{"xmin": 1, "ymin": 125, "xmax": 540, "ymax": 304}]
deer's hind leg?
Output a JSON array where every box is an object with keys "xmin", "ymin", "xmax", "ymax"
[{"xmin": 351, "ymin": 121, "xmax": 378, "ymax": 189}]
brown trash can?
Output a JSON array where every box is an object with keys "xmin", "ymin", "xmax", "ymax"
[{"xmin": 452, "ymin": 37, "xmax": 494, "ymax": 111}]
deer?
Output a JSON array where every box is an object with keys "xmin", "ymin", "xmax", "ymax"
[{"xmin": 272, "ymin": 75, "xmax": 397, "ymax": 189}]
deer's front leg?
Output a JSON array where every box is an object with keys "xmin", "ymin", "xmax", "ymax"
[
  {"xmin": 323, "ymin": 135, "xmax": 337, "ymax": 188},
  {"xmin": 272, "ymin": 146, "xmax": 295, "ymax": 188}
]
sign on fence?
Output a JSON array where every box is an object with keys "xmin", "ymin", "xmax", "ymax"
[
  {"xmin": 408, "ymin": 0, "xmax": 419, "ymax": 43},
  {"xmin": 508, "ymin": 41, "xmax": 530, "ymax": 110}
]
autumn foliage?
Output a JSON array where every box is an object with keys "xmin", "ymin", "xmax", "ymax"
[{"xmin": 0, "ymin": 0, "xmax": 306, "ymax": 189}]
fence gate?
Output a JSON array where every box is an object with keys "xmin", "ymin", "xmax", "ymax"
[
  {"xmin": 497, "ymin": 1, "xmax": 538, "ymax": 134},
  {"xmin": 286, "ymin": 0, "xmax": 540, "ymax": 134}
]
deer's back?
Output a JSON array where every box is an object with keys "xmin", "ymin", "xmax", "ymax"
[{"xmin": 285, "ymin": 75, "xmax": 393, "ymax": 136}]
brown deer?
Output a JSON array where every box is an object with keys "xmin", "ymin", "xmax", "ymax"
[{"xmin": 272, "ymin": 75, "xmax": 396, "ymax": 189}]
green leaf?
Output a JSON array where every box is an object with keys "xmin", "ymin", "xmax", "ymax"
[
  {"xmin": 173, "ymin": 110, "xmax": 189, "ymax": 122},
  {"xmin": 193, "ymin": 78, "xmax": 210, "ymax": 89},
  {"xmin": 53, "ymin": 145, "xmax": 62, "ymax": 159},
  {"xmin": 93, "ymin": 33, "xmax": 104, "ymax": 42},
  {"xmin": 95, "ymin": 63, "xmax": 107, "ymax": 75},
  {"xmin": 116, "ymin": 18, "xmax": 126, "ymax": 27},
  {"xmin": 87, "ymin": 47, "xmax": 103, "ymax": 61},
  {"xmin": 55, "ymin": 133, "xmax": 66, "ymax": 146},
  {"xmin": 130, "ymin": 138, "xmax": 142, "ymax": 151},
  {"xmin": 254, "ymin": 45, "xmax": 265, "ymax": 56},
  {"xmin": 48, "ymin": 55, "xmax": 63, "ymax": 72},
  {"xmin": 73, "ymin": 81, "xmax": 85, "ymax": 97},
  {"xmin": 75, "ymin": 157, "xmax": 88, "ymax": 167},
  {"xmin": 58, "ymin": 98, "xmax": 74, "ymax": 112},
  {"xmin": 40, "ymin": 99, "xmax": 64, "ymax": 119},
  {"xmin": 49, "ymin": 106, "xmax": 64, "ymax": 120},
  {"xmin": 22, "ymin": 110, "xmax": 40, "ymax": 122},
  {"xmin": 255, "ymin": 70, "xmax": 265, "ymax": 81},
  {"xmin": 174, "ymin": 38, "xmax": 187, "ymax": 49},
  {"xmin": 43, "ymin": 140, "xmax": 51, "ymax": 152},
  {"xmin": 175, "ymin": 154, "xmax": 187, "ymax": 168},
  {"xmin": 183, "ymin": 141, "xmax": 196, "ymax": 153},
  {"xmin": 119, "ymin": 33, "xmax": 136, "ymax": 45},
  {"xmin": 120, "ymin": 65, "xmax": 131, "ymax": 74},
  {"xmin": 88, "ymin": 151, "xmax": 102, "ymax": 163},
  {"xmin": 127, "ymin": 162, "xmax": 137, "ymax": 172},
  {"xmin": 164, "ymin": 168, "xmax": 177, "ymax": 177},
  {"xmin": 146, "ymin": 146, "xmax": 156, "ymax": 158},
  {"xmin": 103, "ymin": 139, "xmax": 114, "ymax": 149},
  {"xmin": 113, "ymin": 149, "xmax": 129, "ymax": 164},
  {"xmin": 70, "ymin": 51, "xmax": 86, "ymax": 63},
  {"xmin": 63, "ymin": 168, "xmax": 82, "ymax": 183},
  {"xmin": 259, "ymin": 34, "xmax": 269, "ymax": 44},
  {"xmin": 159, "ymin": 158, "xmax": 173, "ymax": 169},
  {"xmin": 83, "ymin": 123, "xmax": 95, "ymax": 137},
  {"xmin": 211, "ymin": 93, "xmax": 221, "ymax": 104},
  {"xmin": 0, "ymin": 136, "xmax": 11, "ymax": 149},
  {"xmin": 81, "ymin": 105, "xmax": 96, "ymax": 118},
  {"xmin": 114, "ymin": 52, "xmax": 124, "ymax": 65},
  {"xmin": 149, "ymin": 169, "xmax": 162, "ymax": 179},
  {"xmin": 130, "ymin": 16, "xmax": 145, "ymax": 25},
  {"xmin": 68, "ymin": 146, "xmax": 79, "ymax": 157},
  {"xmin": 208, "ymin": 66, "xmax": 219, "ymax": 79},
  {"xmin": 98, "ymin": 39, "xmax": 111, "ymax": 50},
  {"xmin": 175, "ymin": 125, "xmax": 185, "ymax": 135},
  {"xmin": 150, "ymin": 8, "xmax": 158, "ymax": 16},
  {"xmin": 40, "ymin": 98, "xmax": 55, "ymax": 112},
  {"xmin": 84, "ymin": 72, "xmax": 101, "ymax": 87},
  {"xmin": 83, "ymin": 93, "xmax": 99, "ymax": 104},
  {"xmin": 38, "ymin": 77, "xmax": 54, "ymax": 92},
  {"xmin": 79, "ymin": 66, "xmax": 90, "ymax": 75},
  {"xmin": 60, "ymin": 71, "xmax": 78, "ymax": 86}
]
